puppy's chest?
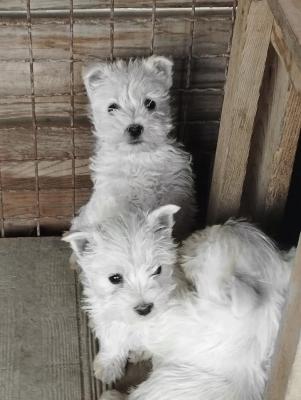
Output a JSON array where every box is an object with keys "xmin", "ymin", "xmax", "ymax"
[{"xmin": 95, "ymin": 157, "xmax": 171, "ymax": 199}]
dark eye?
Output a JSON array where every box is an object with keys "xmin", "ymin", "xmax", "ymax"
[
  {"xmin": 144, "ymin": 98, "xmax": 156, "ymax": 111},
  {"xmin": 108, "ymin": 273, "xmax": 123, "ymax": 284},
  {"xmin": 108, "ymin": 103, "xmax": 120, "ymax": 113},
  {"xmin": 152, "ymin": 266, "xmax": 162, "ymax": 276}
]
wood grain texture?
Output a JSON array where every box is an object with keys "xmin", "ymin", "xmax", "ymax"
[
  {"xmin": 271, "ymin": 19, "xmax": 301, "ymax": 93},
  {"xmin": 267, "ymin": 0, "xmax": 301, "ymax": 74},
  {"xmin": 242, "ymin": 47, "xmax": 301, "ymax": 230},
  {"xmin": 264, "ymin": 236, "xmax": 301, "ymax": 400},
  {"xmin": 0, "ymin": 237, "xmax": 94, "ymax": 400},
  {"xmin": 207, "ymin": 0, "xmax": 273, "ymax": 224},
  {"xmin": 0, "ymin": 0, "xmax": 233, "ymax": 11}
]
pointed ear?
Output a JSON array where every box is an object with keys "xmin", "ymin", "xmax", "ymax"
[
  {"xmin": 83, "ymin": 63, "xmax": 107, "ymax": 95},
  {"xmin": 148, "ymin": 204, "xmax": 180, "ymax": 231},
  {"xmin": 231, "ymin": 275, "xmax": 262, "ymax": 317},
  {"xmin": 62, "ymin": 230, "xmax": 94, "ymax": 258},
  {"xmin": 143, "ymin": 56, "xmax": 173, "ymax": 89}
]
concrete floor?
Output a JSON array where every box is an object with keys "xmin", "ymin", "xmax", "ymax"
[
  {"xmin": 0, "ymin": 237, "xmax": 149, "ymax": 400},
  {"xmin": 0, "ymin": 237, "xmax": 102, "ymax": 400}
]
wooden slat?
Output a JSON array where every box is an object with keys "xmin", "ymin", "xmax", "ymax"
[
  {"xmin": 242, "ymin": 47, "xmax": 301, "ymax": 229},
  {"xmin": 264, "ymin": 236, "xmax": 301, "ymax": 400},
  {"xmin": 267, "ymin": 0, "xmax": 301, "ymax": 74},
  {"xmin": 207, "ymin": 0, "xmax": 273, "ymax": 224},
  {"xmin": 0, "ymin": 0, "xmax": 233, "ymax": 11},
  {"xmin": 271, "ymin": 19, "xmax": 301, "ymax": 93},
  {"xmin": 286, "ymin": 337, "xmax": 301, "ymax": 400}
]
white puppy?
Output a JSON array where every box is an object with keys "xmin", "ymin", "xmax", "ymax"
[
  {"xmin": 92, "ymin": 220, "xmax": 294, "ymax": 400},
  {"xmin": 63, "ymin": 204, "xmax": 186, "ymax": 384},
  {"xmin": 71, "ymin": 56, "xmax": 196, "ymax": 242}
]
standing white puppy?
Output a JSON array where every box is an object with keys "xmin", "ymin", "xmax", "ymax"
[{"xmin": 71, "ymin": 56, "xmax": 196, "ymax": 242}]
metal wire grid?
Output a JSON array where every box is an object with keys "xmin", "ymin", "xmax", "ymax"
[{"xmin": 0, "ymin": 1, "xmax": 236, "ymax": 238}]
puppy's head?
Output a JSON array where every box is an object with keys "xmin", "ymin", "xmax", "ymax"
[
  {"xmin": 63, "ymin": 205, "xmax": 179, "ymax": 322},
  {"xmin": 83, "ymin": 56, "xmax": 173, "ymax": 150}
]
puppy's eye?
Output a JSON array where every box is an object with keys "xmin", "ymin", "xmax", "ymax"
[
  {"xmin": 108, "ymin": 103, "xmax": 120, "ymax": 113},
  {"xmin": 152, "ymin": 266, "xmax": 162, "ymax": 276},
  {"xmin": 108, "ymin": 273, "xmax": 123, "ymax": 284},
  {"xmin": 144, "ymin": 98, "xmax": 156, "ymax": 111}
]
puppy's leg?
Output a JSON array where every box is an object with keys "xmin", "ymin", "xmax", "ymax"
[
  {"xmin": 94, "ymin": 324, "xmax": 130, "ymax": 384},
  {"xmin": 128, "ymin": 348, "xmax": 152, "ymax": 364},
  {"xmin": 99, "ymin": 389, "xmax": 126, "ymax": 400},
  {"xmin": 94, "ymin": 352, "xmax": 127, "ymax": 384},
  {"xmin": 69, "ymin": 251, "xmax": 79, "ymax": 271}
]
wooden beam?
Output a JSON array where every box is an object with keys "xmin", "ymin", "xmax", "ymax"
[
  {"xmin": 271, "ymin": 19, "xmax": 301, "ymax": 93},
  {"xmin": 207, "ymin": 0, "xmax": 273, "ymax": 224},
  {"xmin": 241, "ymin": 47, "xmax": 301, "ymax": 230},
  {"xmin": 264, "ymin": 235, "xmax": 301, "ymax": 400},
  {"xmin": 267, "ymin": 0, "xmax": 301, "ymax": 75}
]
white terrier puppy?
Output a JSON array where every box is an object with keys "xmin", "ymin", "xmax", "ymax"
[
  {"xmin": 63, "ymin": 204, "xmax": 186, "ymax": 384},
  {"xmin": 91, "ymin": 220, "xmax": 294, "ymax": 400},
  {"xmin": 71, "ymin": 56, "xmax": 196, "ymax": 242}
]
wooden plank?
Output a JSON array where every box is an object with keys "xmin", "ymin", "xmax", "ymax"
[
  {"xmin": 0, "ymin": 62, "xmax": 31, "ymax": 96},
  {"xmin": 38, "ymin": 159, "xmax": 73, "ymax": 189},
  {"xmin": 0, "ymin": 237, "xmax": 94, "ymax": 399},
  {"xmin": 0, "ymin": 0, "xmax": 233, "ymax": 11},
  {"xmin": 0, "ymin": 14, "xmax": 232, "ymax": 63},
  {"xmin": 242, "ymin": 47, "xmax": 301, "ymax": 230},
  {"xmin": 271, "ymin": 19, "xmax": 301, "ymax": 93},
  {"xmin": 1, "ymin": 161, "xmax": 36, "ymax": 190},
  {"xmin": 37, "ymin": 127, "xmax": 73, "ymax": 159},
  {"xmin": 39, "ymin": 189, "xmax": 73, "ymax": 217},
  {"xmin": 207, "ymin": 0, "xmax": 273, "ymax": 224},
  {"xmin": 2, "ymin": 190, "xmax": 38, "ymax": 218},
  {"xmin": 286, "ymin": 336, "xmax": 301, "ymax": 400},
  {"xmin": 267, "ymin": 0, "xmax": 301, "ymax": 74},
  {"xmin": 264, "ymin": 236, "xmax": 301, "ymax": 400},
  {"xmin": 0, "ymin": 127, "xmax": 35, "ymax": 161}
]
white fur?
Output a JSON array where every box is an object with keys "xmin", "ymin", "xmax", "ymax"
[
  {"xmin": 71, "ymin": 56, "xmax": 196, "ymax": 241},
  {"xmin": 88, "ymin": 219, "xmax": 294, "ymax": 400},
  {"xmin": 63, "ymin": 205, "xmax": 187, "ymax": 385}
]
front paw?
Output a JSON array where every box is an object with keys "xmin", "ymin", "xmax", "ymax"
[
  {"xmin": 128, "ymin": 349, "xmax": 152, "ymax": 364},
  {"xmin": 99, "ymin": 390, "xmax": 125, "ymax": 400},
  {"xmin": 94, "ymin": 354, "xmax": 125, "ymax": 384}
]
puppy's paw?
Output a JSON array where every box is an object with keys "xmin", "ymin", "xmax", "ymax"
[
  {"xmin": 94, "ymin": 354, "xmax": 125, "ymax": 384},
  {"xmin": 99, "ymin": 389, "xmax": 125, "ymax": 400},
  {"xmin": 69, "ymin": 252, "xmax": 79, "ymax": 271},
  {"xmin": 128, "ymin": 349, "xmax": 152, "ymax": 364}
]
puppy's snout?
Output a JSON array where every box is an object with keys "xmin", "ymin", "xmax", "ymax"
[
  {"xmin": 134, "ymin": 302, "xmax": 153, "ymax": 316},
  {"xmin": 127, "ymin": 124, "xmax": 143, "ymax": 139}
]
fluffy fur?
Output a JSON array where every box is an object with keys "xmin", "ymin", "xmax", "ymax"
[
  {"xmin": 70, "ymin": 56, "xmax": 196, "ymax": 241},
  {"xmin": 86, "ymin": 219, "xmax": 294, "ymax": 400},
  {"xmin": 63, "ymin": 205, "xmax": 187, "ymax": 384}
]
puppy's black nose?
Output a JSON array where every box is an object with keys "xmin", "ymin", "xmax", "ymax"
[
  {"xmin": 127, "ymin": 124, "xmax": 143, "ymax": 139},
  {"xmin": 134, "ymin": 302, "xmax": 153, "ymax": 316}
]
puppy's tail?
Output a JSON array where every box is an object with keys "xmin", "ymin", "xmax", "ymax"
[{"xmin": 180, "ymin": 220, "xmax": 292, "ymax": 315}]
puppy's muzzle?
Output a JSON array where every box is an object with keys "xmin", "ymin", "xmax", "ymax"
[
  {"xmin": 134, "ymin": 302, "xmax": 153, "ymax": 316},
  {"xmin": 127, "ymin": 124, "xmax": 144, "ymax": 141}
]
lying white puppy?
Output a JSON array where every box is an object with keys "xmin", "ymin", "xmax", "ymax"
[{"xmin": 95, "ymin": 219, "xmax": 294, "ymax": 400}]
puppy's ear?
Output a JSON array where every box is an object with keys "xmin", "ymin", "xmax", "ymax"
[
  {"xmin": 148, "ymin": 204, "xmax": 180, "ymax": 231},
  {"xmin": 144, "ymin": 56, "xmax": 173, "ymax": 89},
  {"xmin": 62, "ymin": 231, "xmax": 94, "ymax": 258},
  {"xmin": 83, "ymin": 63, "xmax": 107, "ymax": 94},
  {"xmin": 230, "ymin": 274, "xmax": 262, "ymax": 317}
]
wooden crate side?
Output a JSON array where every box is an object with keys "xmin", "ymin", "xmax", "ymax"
[
  {"xmin": 264, "ymin": 236, "xmax": 301, "ymax": 400},
  {"xmin": 207, "ymin": 0, "xmax": 273, "ymax": 224}
]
